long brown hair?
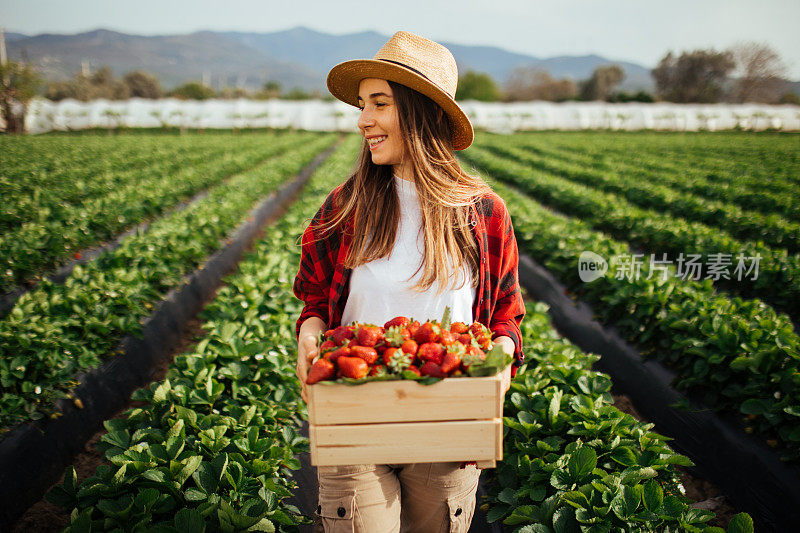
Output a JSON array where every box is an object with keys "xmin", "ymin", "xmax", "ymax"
[{"xmin": 319, "ymin": 80, "xmax": 492, "ymax": 293}]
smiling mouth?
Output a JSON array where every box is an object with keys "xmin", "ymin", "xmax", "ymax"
[{"xmin": 368, "ymin": 136, "xmax": 387, "ymax": 150}]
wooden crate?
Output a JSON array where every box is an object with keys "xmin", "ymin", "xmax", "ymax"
[{"xmin": 307, "ymin": 371, "xmax": 505, "ymax": 468}]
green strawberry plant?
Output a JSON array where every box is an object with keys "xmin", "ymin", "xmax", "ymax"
[
  {"xmin": 459, "ymin": 150, "xmax": 800, "ymax": 461},
  {"xmin": 0, "ymin": 132, "xmax": 319, "ymax": 293},
  {"xmin": 47, "ymin": 135, "xmax": 362, "ymax": 531},
  {"xmin": 483, "ymin": 301, "xmax": 754, "ymax": 532},
  {"xmin": 475, "ymin": 134, "xmax": 800, "ymax": 254},
  {"xmin": 493, "ymin": 132, "xmax": 800, "ymax": 222},
  {"xmin": 0, "ymin": 132, "xmax": 338, "ymax": 430},
  {"xmin": 461, "ymin": 144, "xmax": 800, "ymax": 321}
]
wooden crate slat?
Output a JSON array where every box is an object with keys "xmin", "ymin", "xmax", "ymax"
[
  {"xmin": 310, "ymin": 419, "xmax": 502, "ymax": 466},
  {"xmin": 307, "ymin": 374, "xmax": 503, "ymax": 425}
]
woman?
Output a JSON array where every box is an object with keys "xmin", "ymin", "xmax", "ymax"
[{"xmin": 293, "ymin": 31, "xmax": 525, "ymax": 532}]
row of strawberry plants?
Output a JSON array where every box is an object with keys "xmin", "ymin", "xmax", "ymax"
[
  {"xmin": 531, "ymin": 131, "xmax": 800, "ymax": 195},
  {"xmin": 0, "ymin": 133, "xmax": 337, "ymax": 430},
  {"xmin": 1, "ymin": 137, "xmax": 239, "ymax": 243},
  {"xmin": 475, "ymin": 135, "xmax": 800, "ymax": 254},
  {"xmin": 483, "ymin": 301, "xmax": 753, "ymax": 532},
  {"xmin": 520, "ymin": 133, "xmax": 800, "ymax": 221},
  {"xmin": 0, "ymin": 134, "xmax": 249, "ymax": 232},
  {"xmin": 0, "ymin": 132, "xmax": 313, "ymax": 293},
  {"xmin": 46, "ymin": 134, "xmax": 360, "ymax": 531},
  {"xmin": 460, "ymin": 158, "xmax": 800, "ymax": 461},
  {"xmin": 1, "ymin": 134, "xmax": 175, "ymax": 186},
  {"xmin": 0, "ymin": 132, "xmax": 292, "ymax": 287},
  {"xmin": 461, "ymin": 146, "xmax": 800, "ymax": 322}
]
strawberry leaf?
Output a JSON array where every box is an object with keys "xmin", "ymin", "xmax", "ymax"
[
  {"xmin": 466, "ymin": 344, "xmax": 512, "ymax": 377},
  {"xmin": 440, "ymin": 306, "xmax": 452, "ymax": 330}
]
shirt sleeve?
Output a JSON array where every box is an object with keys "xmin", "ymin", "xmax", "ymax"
[
  {"xmin": 293, "ymin": 189, "xmax": 340, "ymax": 338},
  {"xmin": 487, "ymin": 199, "xmax": 525, "ymax": 376}
]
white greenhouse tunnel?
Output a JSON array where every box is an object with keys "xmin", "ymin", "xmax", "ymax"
[{"xmin": 20, "ymin": 97, "xmax": 800, "ymax": 134}]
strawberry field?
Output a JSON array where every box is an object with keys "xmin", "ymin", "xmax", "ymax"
[{"xmin": 2, "ymin": 129, "xmax": 797, "ymax": 531}]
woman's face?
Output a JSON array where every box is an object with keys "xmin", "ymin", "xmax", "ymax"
[{"xmin": 357, "ymin": 78, "xmax": 410, "ymax": 178}]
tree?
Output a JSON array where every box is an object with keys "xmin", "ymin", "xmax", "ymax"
[
  {"xmin": 728, "ymin": 41, "xmax": 787, "ymax": 103},
  {"xmin": 652, "ymin": 49, "xmax": 735, "ymax": 103},
  {"xmin": 0, "ymin": 60, "xmax": 42, "ymax": 133},
  {"xmin": 45, "ymin": 66, "xmax": 130, "ymax": 101},
  {"xmin": 123, "ymin": 70, "xmax": 163, "ymax": 99},
  {"xmin": 87, "ymin": 67, "xmax": 130, "ymax": 100},
  {"xmin": 504, "ymin": 66, "xmax": 578, "ymax": 102},
  {"xmin": 607, "ymin": 90, "xmax": 654, "ymax": 103},
  {"xmin": 282, "ymin": 87, "xmax": 314, "ymax": 100},
  {"xmin": 217, "ymin": 86, "xmax": 250, "ymax": 99},
  {"xmin": 168, "ymin": 82, "xmax": 215, "ymax": 100},
  {"xmin": 254, "ymin": 81, "xmax": 281, "ymax": 100},
  {"xmin": 778, "ymin": 92, "xmax": 800, "ymax": 105},
  {"xmin": 579, "ymin": 65, "xmax": 625, "ymax": 101},
  {"xmin": 456, "ymin": 71, "xmax": 502, "ymax": 101},
  {"xmin": 44, "ymin": 80, "xmax": 76, "ymax": 101}
]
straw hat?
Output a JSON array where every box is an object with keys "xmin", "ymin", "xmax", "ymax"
[{"xmin": 327, "ymin": 31, "xmax": 473, "ymax": 150}]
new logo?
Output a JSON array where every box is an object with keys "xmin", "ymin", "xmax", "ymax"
[{"xmin": 578, "ymin": 251, "xmax": 608, "ymax": 283}]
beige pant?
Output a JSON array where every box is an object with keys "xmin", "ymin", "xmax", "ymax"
[{"xmin": 316, "ymin": 462, "xmax": 482, "ymax": 532}]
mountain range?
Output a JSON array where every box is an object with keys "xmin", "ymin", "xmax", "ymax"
[{"xmin": 6, "ymin": 26, "xmax": 659, "ymax": 94}]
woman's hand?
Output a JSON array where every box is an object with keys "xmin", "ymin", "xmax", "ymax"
[
  {"xmin": 296, "ymin": 316, "xmax": 326, "ymax": 403},
  {"xmin": 297, "ymin": 335, "xmax": 319, "ymax": 403},
  {"xmin": 494, "ymin": 335, "xmax": 515, "ymax": 396},
  {"xmin": 500, "ymin": 363, "xmax": 512, "ymax": 396}
]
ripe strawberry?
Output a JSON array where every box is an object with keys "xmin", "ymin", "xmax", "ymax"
[
  {"xmin": 324, "ymin": 329, "xmax": 335, "ymax": 339},
  {"xmin": 417, "ymin": 342, "xmax": 445, "ymax": 365},
  {"xmin": 74, "ymin": 252, "xmax": 83, "ymax": 260},
  {"xmin": 382, "ymin": 347, "xmax": 399, "ymax": 366},
  {"xmin": 383, "ymin": 347, "xmax": 412, "ymax": 373},
  {"xmin": 450, "ymin": 322, "xmax": 469, "ymax": 334},
  {"xmin": 350, "ymin": 345, "xmax": 378, "ymax": 365},
  {"xmin": 384, "ymin": 316, "xmax": 410, "ymax": 329},
  {"xmin": 469, "ymin": 322, "xmax": 493, "ymax": 349},
  {"xmin": 369, "ymin": 364, "xmax": 387, "ymax": 377},
  {"xmin": 337, "ymin": 356, "xmax": 369, "ymax": 379},
  {"xmin": 414, "ymin": 321, "xmax": 440, "ymax": 344},
  {"xmin": 319, "ymin": 340, "xmax": 336, "ymax": 354},
  {"xmin": 439, "ymin": 330, "xmax": 458, "ymax": 346},
  {"xmin": 461, "ymin": 345, "xmax": 486, "ymax": 372},
  {"xmin": 384, "ymin": 325, "xmax": 411, "ymax": 347},
  {"xmin": 356, "ymin": 325, "xmax": 382, "ymax": 347},
  {"xmin": 405, "ymin": 364, "xmax": 421, "ymax": 376},
  {"xmin": 400, "ymin": 339, "xmax": 418, "ymax": 356},
  {"xmin": 324, "ymin": 346, "xmax": 351, "ymax": 364},
  {"xmin": 332, "ymin": 325, "xmax": 355, "ymax": 345},
  {"xmin": 420, "ymin": 361, "xmax": 445, "ymax": 378},
  {"xmin": 466, "ymin": 345, "xmax": 486, "ymax": 359},
  {"xmin": 440, "ymin": 352, "xmax": 462, "ymax": 374},
  {"xmin": 306, "ymin": 359, "xmax": 335, "ymax": 384},
  {"xmin": 458, "ymin": 334, "xmax": 472, "ymax": 345},
  {"xmin": 407, "ymin": 320, "xmax": 421, "ymax": 339},
  {"xmin": 441, "ymin": 344, "xmax": 465, "ymax": 374}
]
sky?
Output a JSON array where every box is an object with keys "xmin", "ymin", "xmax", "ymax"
[{"xmin": 3, "ymin": 0, "xmax": 800, "ymax": 79}]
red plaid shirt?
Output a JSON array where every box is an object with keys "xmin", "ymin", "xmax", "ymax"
[{"xmin": 293, "ymin": 183, "xmax": 525, "ymax": 375}]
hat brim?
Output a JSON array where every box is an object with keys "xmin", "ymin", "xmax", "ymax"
[{"xmin": 327, "ymin": 59, "xmax": 474, "ymax": 151}]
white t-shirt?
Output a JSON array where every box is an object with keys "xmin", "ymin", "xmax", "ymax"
[{"xmin": 341, "ymin": 176, "xmax": 476, "ymax": 327}]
